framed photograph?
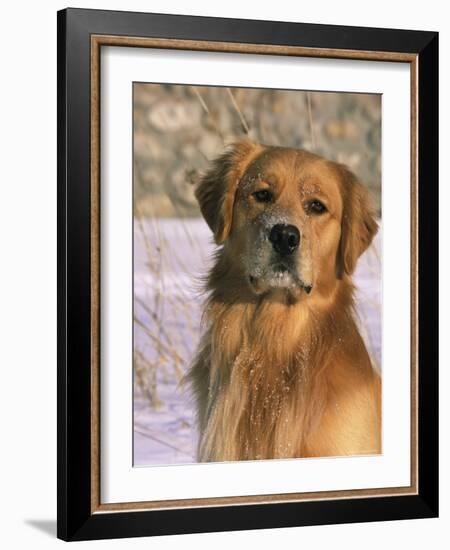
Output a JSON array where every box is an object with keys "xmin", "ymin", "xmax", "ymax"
[{"xmin": 57, "ymin": 8, "xmax": 438, "ymax": 541}]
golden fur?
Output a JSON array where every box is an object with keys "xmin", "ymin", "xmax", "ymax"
[{"xmin": 188, "ymin": 140, "xmax": 381, "ymax": 462}]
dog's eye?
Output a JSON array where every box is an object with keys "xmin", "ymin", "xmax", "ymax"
[
  {"xmin": 306, "ymin": 199, "xmax": 327, "ymax": 215},
  {"xmin": 253, "ymin": 189, "xmax": 273, "ymax": 203}
]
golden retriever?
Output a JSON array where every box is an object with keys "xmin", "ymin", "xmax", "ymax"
[{"xmin": 188, "ymin": 140, "xmax": 381, "ymax": 462}]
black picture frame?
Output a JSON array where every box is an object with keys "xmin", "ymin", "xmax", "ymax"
[{"xmin": 57, "ymin": 7, "xmax": 438, "ymax": 541}]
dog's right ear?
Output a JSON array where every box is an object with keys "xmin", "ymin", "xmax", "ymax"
[{"xmin": 195, "ymin": 140, "xmax": 264, "ymax": 244}]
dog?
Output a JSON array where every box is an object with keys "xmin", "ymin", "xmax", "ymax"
[{"xmin": 188, "ymin": 140, "xmax": 381, "ymax": 462}]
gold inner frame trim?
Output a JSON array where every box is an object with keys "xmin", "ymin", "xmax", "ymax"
[{"xmin": 90, "ymin": 34, "xmax": 419, "ymax": 514}]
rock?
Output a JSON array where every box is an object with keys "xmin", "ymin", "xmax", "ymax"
[
  {"xmin": 148, "ymin": 99, "xmax": 202, "ymax": 132},
  {"xmin": 326, "ymin": 120, "xmax": 359, "ymax": 139}
]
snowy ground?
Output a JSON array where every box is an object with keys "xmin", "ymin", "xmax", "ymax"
[{"xmin": 133, "ymin": 217, "xmax": 381, "ymax": 466}]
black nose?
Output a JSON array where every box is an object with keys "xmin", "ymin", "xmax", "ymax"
[{"xmin": 269, "ymin": 224, "xmax": 300, "ymax": 256}]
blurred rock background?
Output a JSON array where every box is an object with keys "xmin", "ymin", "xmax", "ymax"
[{"xmin": 133, "ymin": 84, "xmax": 381, "ymax": 217}]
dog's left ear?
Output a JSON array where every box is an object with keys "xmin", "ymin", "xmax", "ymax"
[
  {"xmin": 336, "ymin": 165, "xmax": 378, "ymax": 277},
  {"xmin": 195, "ymin": 140, "xmax": 264, "ymax": 244}
]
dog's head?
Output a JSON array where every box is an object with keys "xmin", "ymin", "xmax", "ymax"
[{"xmin": 196, "ymin": 140, "xmax": 378, "ymax": 302}]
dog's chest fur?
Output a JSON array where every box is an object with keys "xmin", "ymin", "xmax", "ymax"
[{"xmin": 192, "ymin": 299, "xmax": 340, "ymax": 462}]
